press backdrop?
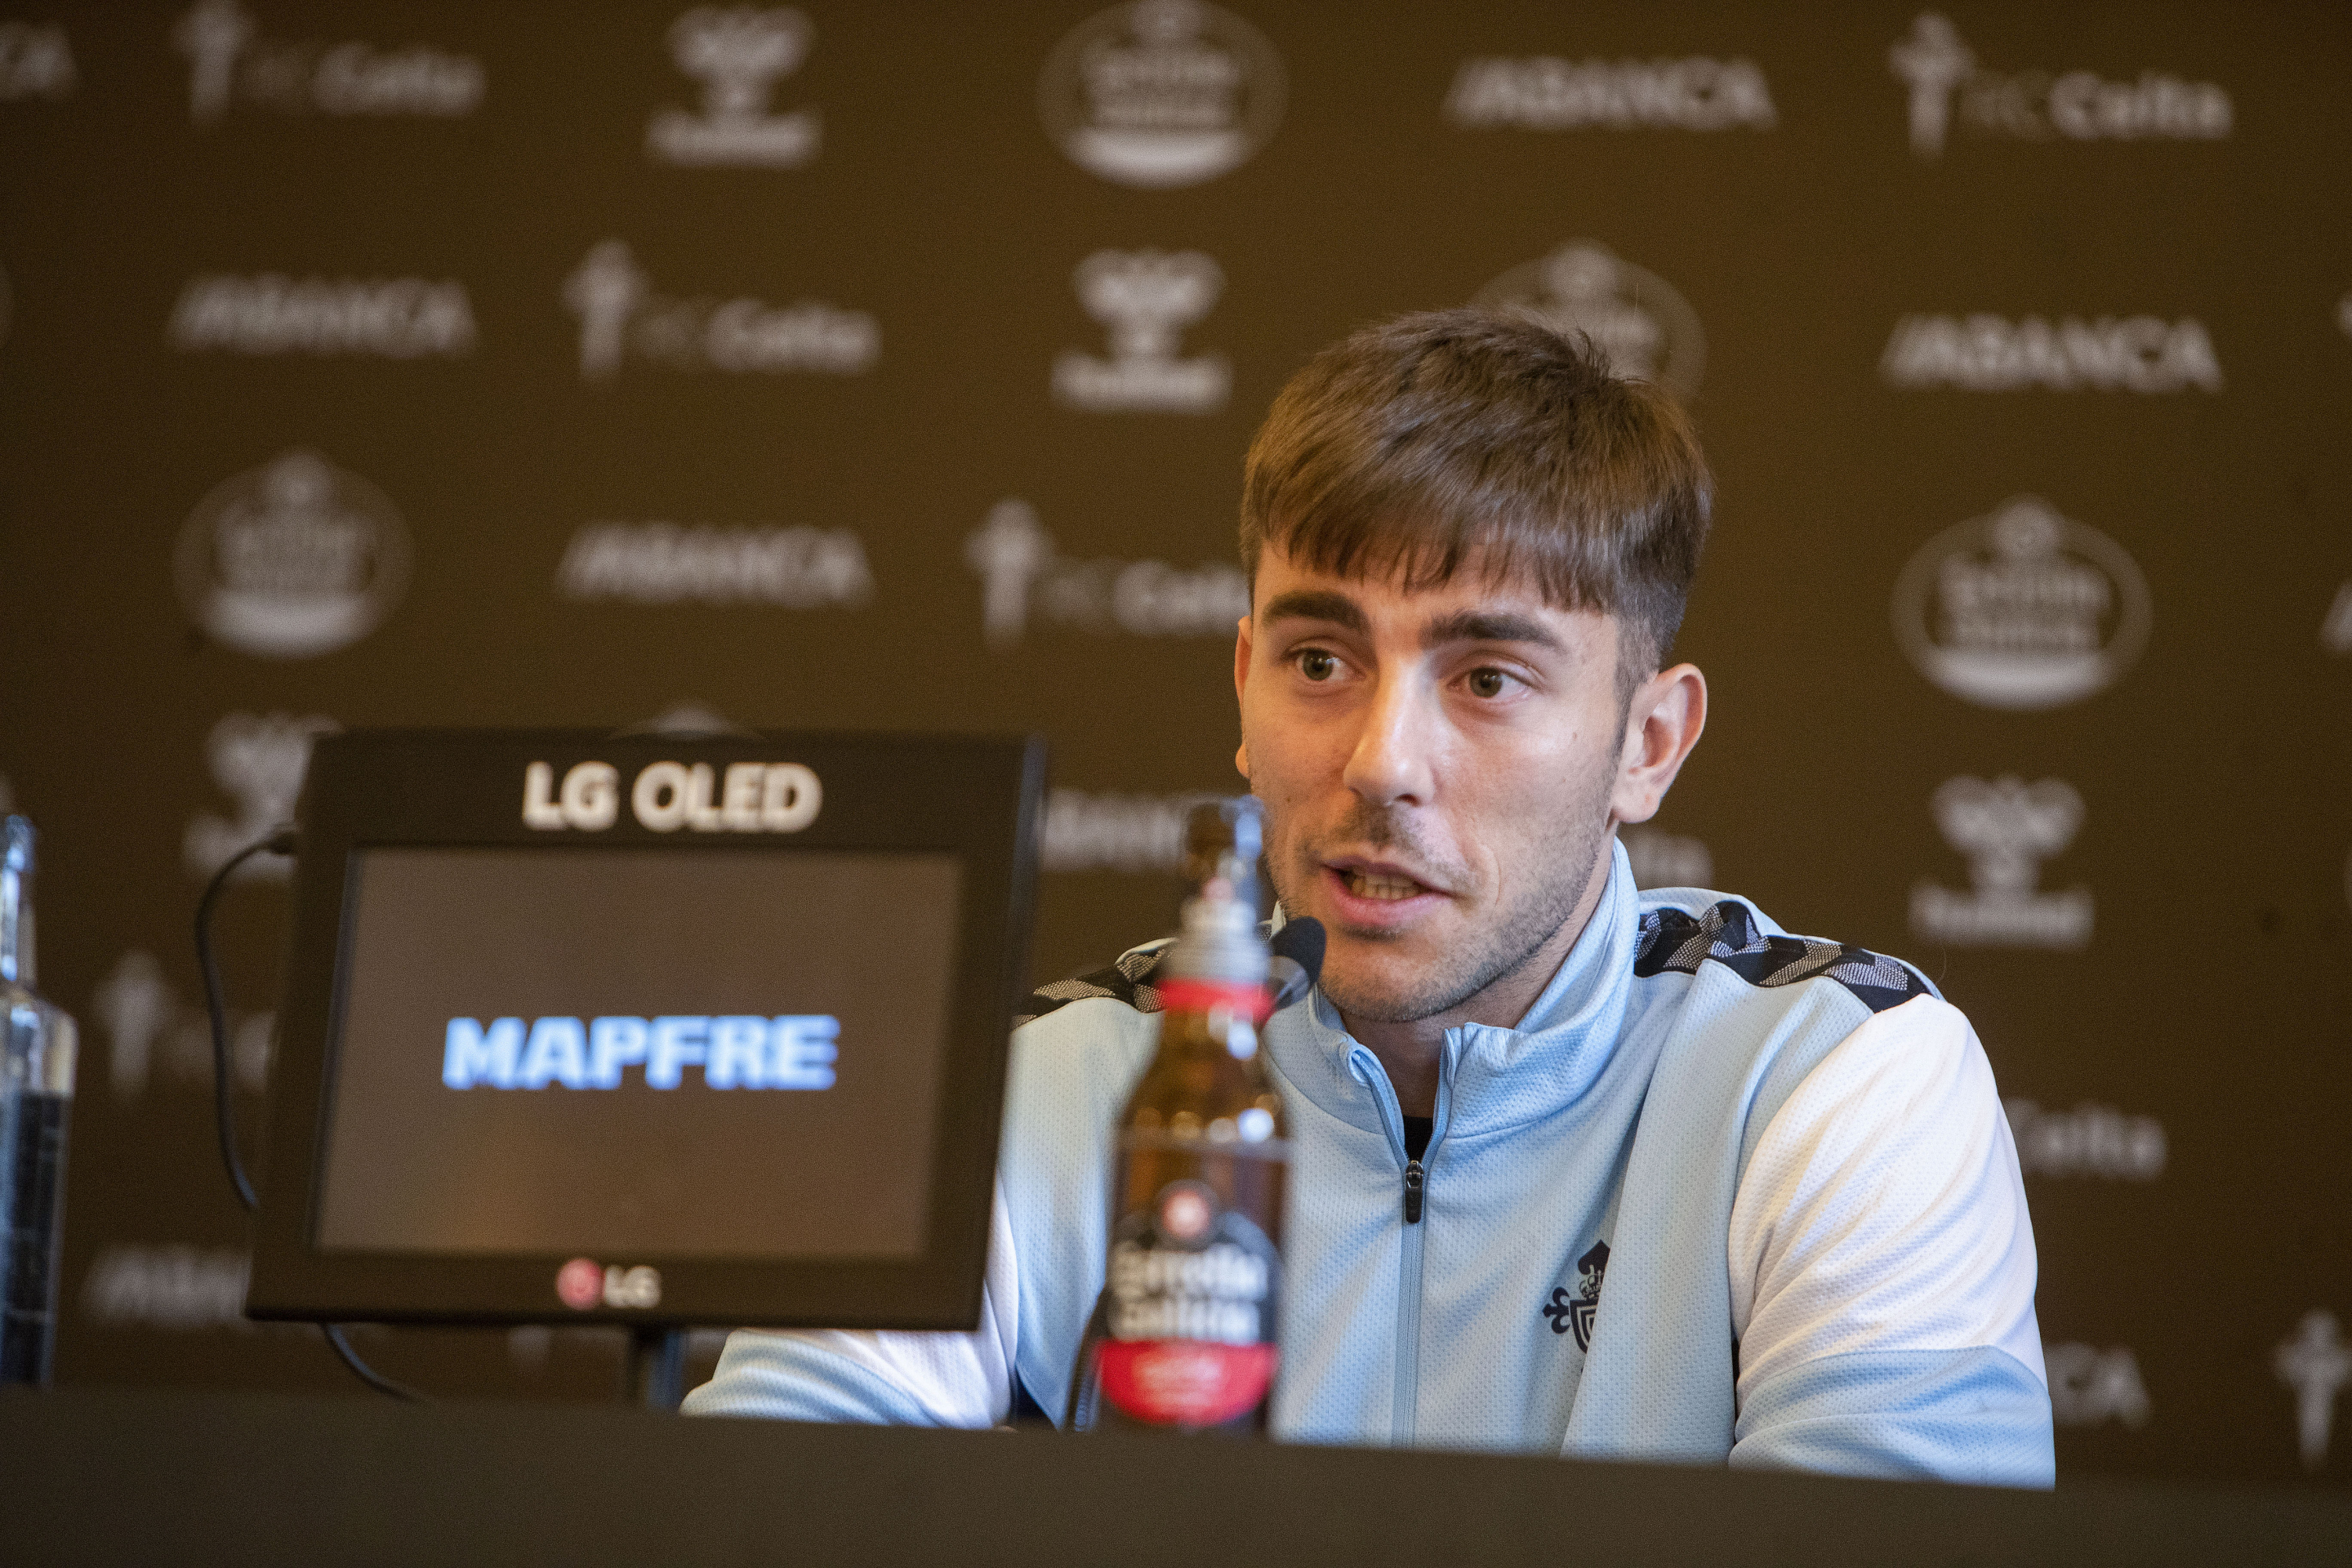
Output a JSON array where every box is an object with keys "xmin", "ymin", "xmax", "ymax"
[{"xmin": 2, "ymin": 0, "xmax": 2347, "ymax": 1487}]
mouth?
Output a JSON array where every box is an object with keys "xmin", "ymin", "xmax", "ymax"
[{"xmin": 1319, "ymin": 855, "xmax": 1451, "ymax": 927}]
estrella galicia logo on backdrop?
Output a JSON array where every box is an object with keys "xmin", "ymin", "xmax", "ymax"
[
  {"xmin": 1040, "ymin": 0, "xmax": 1285, "ymax": 188},
  {"xmin": 1910, "ymin": 775, "xmax": 2092, "ymax": 950},
  {"xmin": 647, "ymin": 6, "xmax": 819, "ymax": 167},
  {"xmin": 168, "ymin": 274, "xmax": 476, "ymax": 359},
  {"xmin": 1054, "ymin": 249, "xmax": 1229, "ymax": 413},
  {"xmin": 175, "ymin": 450, "xmax": 410, "ymax": 659},
  {"xmin": 563, "ymin": 239, "xmax": 877, "ymax": 380},
  {"xmin": 965, "ymin": 499, "xmax": 1248, "ymax": 646},
  {"xmin": 173, "ymin": 0, "xmax": 483, "ymax": 125},
  {"xmin": 1473, "ymin": 241, "xmax": 1704, "ymax": 400},
  {"xmin": 0, "ymin": 20, "xmax": 75, "ymax": 100},
  {"xmin": 183, "ymin": 710, "xmax": 337, "ymax": 881},
  {"xmin": 2278, "ymin": 1312, "xmax": 2352, "ymax": 1472},
  {"xmin": 1893, "ymin": 496, "xmax": 2151, "ymax": 710},
  {"xmin": 443, "ymin": 1014, "xmax": 839, "ymax": 1091},
  {"xmin": 1445, "ymin": 51, "xmax": 1774, "ymax": 132},
  {"xmin": 1889, "ymin": 13, "xmax": 2229, "ymax": 158},
  {"xmin": 1541, "ymin": 1240, "xmax": 1609, "ymax": 1351},
  {"xmin": 1881, "ymin": 312, "xmax": 2221, "ymax": 394}
]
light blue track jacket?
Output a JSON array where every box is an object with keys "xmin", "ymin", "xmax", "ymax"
[{"xmin": 688, "ymin": 843, "xmax": 2056, "ymax": 1486}]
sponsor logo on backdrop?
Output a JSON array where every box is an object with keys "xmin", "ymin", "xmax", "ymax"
[
  {"xmin": 1040, "ymin": 0, "xmax": 1284, "ymax": 188},
  {"xmin": 1445, "ymin": 52, "xmax": 1774, "ymax": 132},
  {"xmin": 82, "ymin": 1245, "xmax": 259, "ymax": 1330},
  {"xmin": 168, "ymin": 274, "xmax": 475, "ymax": 358},
  {"xmin": 91, "ymin": 949, "xmax": 272, "ymax": 1098},
  {"xmin": 2045, "ymin": 1343, "xmax": 2151, "ymax": 1429},
  {"xmin": 647, "ymin": 6, "xmax": 818, "ymax": 166},
  {"xmin": 564, "ymin": 239, "xmax": 877, "ymax": 381},
  {"xmin": 1881, "ymin": 313, "xmax": 2222, "ymax": 394},
  {"xmin": 2323, "ymin": 582, "xmax": 2352, "ymax": 654},
  {"xmin": 176, "ymin": 450, "xmax": 410, "ymax": 657},
  {"xmin": 1474, "ymin": 241, "xmax": 1703, "ymax": 399},
  {"xmin": 0, "ymin": 20, "xmax": 74, "ymax": 99},
  {"xmin": 2278, "ymin": 1312, "xmax": 2350, "ymax": 1471},
  {"xmin": 557, "ymin": 521, "xmax": 872, "ymax": 607},
  {"xmin": 1044, "ymin": 788, "xmax": 1224, "ymax": 873},
  {"xmin": 1893, "ymin": 496, "xmax": 2150, "ymax": 710},
  {"xmin": 1054, "ymin": 249, "xmax": 1229, "ymax": 413},
  {"xmin": 1911, "ymin": 775, "xmax": 2092, "ymax": 949},
  {"xmin": 174, "ymin": 0, "xmax": 483, "ymax": 125},
  {"xmin": 966, "ymin": 499, "xmax": 1247, "ymax": 646},
  {"xmin": 1621, "ymin": 828, "xmax": 1712, "ymax": 890},
  {"xmin": 1889, "ymin": 13, "xmax": 2229, "ymax": 158},
  {"xmin": 183, "ymin": 710, "xmax": 337, "ymax": 880},
  {"xmin": 2005, "ymin": 1099, "xmax": 2165, "ymax": 1180}
]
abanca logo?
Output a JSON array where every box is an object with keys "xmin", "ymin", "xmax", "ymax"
[
  {"xmin": 1893, "ymin": 496, "xmax": 2150, "ymax": 710},
  {"xmin": 1475, "ymin": 241, "xmax": 1703, "ymax": 399},
  {"xmin": 1446, "ymin": 52, "xmax": 1773, "ymax": 132},
  {"xmin": 1040, "ymin": 0, "xmax": 1284, "ymax": 188},
  {"xmin": 1882, "ymin": 312, "xmax": 2220, "ymax": 394},
  {"xmin": 169, "ymin": 274, "xmax": 476, "ymax": 359},
  {"xmin": 175, "ymin": 450, "xmax": 410, "ymax": 659}
]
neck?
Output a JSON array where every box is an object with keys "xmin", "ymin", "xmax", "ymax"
[{"xmin": 1338, "ymin": 837, "xmax": 1617, "ymax": 1118}]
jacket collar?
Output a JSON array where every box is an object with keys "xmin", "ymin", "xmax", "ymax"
[{"xmin": 1266, "ymin": 840, "xmax": 1639, "ymax": 1141}]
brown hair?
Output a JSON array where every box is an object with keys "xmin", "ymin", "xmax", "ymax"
[{"xmin": 1240, "ymin": 307, "xmax": 1713, "ymax": 677}]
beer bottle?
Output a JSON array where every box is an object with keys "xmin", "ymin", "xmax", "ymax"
[
  {"xmin": 1077, "ymin": 799, "xmax": 1288, "ymax": 1434},
  {"xmin": 1, "ymin": 816, "xmax": 76, "ymax": 1386}
]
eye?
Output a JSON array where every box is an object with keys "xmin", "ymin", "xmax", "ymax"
[
  {"xmin": 1465, "ymin": 666, "xmax": 1514, "ymax": 699},
  {"xmin": 1296, "ymin": 649, "xmax": 1339, "ymax": 682}
]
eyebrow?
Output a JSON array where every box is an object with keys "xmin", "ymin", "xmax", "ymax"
[
  {"xmin": 1420, "ymin": 609, "xmax": 1565, "ymax": 653},
  {"xmin": 1258, "ymin": 590, "xmax": 1368, "ymax": 633}
]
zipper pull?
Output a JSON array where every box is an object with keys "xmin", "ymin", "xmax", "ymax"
[{"xmin": 1402, "ymin": 1160, "xmax": 1425, "ymax": 1225}]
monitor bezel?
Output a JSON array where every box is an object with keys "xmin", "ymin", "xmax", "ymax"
[{"xmin": 245, "ymin": 728, "xmax": 1044, "ymax": 1330}]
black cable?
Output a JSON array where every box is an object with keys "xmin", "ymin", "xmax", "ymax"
[{"xmin": 198, "ymin": 826, "xmax": 424, "ymax": 1405}]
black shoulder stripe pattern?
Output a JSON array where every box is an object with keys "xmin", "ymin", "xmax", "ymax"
[
  {"xmin": 1012, "ymin": 941, "xmax": 1170, "ymax": 1028},
  {"xmin": 1633, "ymin": 901, "xmax": 1929, "ymax": 1015}
]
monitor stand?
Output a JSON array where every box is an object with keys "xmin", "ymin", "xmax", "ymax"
[{"xmin": 625, "ymin": 1327, "xmax": 689, "ymax": 1413}]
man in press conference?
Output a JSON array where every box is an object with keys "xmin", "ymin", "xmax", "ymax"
[{"xmin": 687, "ymin": 309, "xmax": 2054, "ymax": 1486}]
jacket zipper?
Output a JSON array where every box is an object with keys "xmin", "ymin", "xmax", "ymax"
[{"xmin": 1354, "ymin": 1039, "xmax": 1455, "ymax": 1446}]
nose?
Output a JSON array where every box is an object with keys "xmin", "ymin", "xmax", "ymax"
[{"xmin": 1341, "ymin": 669, "xmax": 1438, "ymax": 808}]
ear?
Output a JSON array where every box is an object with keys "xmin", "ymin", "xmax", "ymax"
[
  {"xmin": 1232, "ymin": 614, "xmax": 1254, "ymax": 780},
  {"xmin": 1609, "ymin": 663, "xmax": 1707, "ymax": 826}
]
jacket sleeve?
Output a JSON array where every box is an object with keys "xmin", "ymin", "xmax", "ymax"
[
  {"xmin": 679, "ymin": 1181, "xmax": 1019, "ymax": 1427},
  {"xmin": 1724, "ymin": 994, "xmax": 2056, "ymax": 1486}
]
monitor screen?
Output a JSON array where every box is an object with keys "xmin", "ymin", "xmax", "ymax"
[{"xmin": 314, "ymin": 844, "xmax": 964, "ymax": 1264}]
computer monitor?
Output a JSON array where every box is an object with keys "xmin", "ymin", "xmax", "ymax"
[{"xmin": 245, "ymin": 729, "xmax": 1044, "ymax": 1331}]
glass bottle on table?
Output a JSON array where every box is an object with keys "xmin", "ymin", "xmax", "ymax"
[{"xmin": 1, "ymin": 816, "xmax": 77, "ymax": 1386}]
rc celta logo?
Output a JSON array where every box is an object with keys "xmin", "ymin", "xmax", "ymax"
[
  {"xmin": 564, "ymin": 239, "xmax": 877, "ymax": 380},
  {"xmin": 1474, "ymin": 241, "xmax": 1704, "ymax": 399},
  {"xmin": 1445, "ymin": 50, "xmax": 1774, "ymax": 132},
  {"xmin": 1910, "ymin": 775, "xmax": 2092, "ymax": 950},
  {"xmin": 965, "ymin": 499, "xmax": 1248, "ymax": 646},
  {"xmin": 1040, "ymin": 0, "xmax": 1284, "ymax": 188},
  {"xmin": 646, "ymin": 6, "xmax": 819, "ymax": 167},
  {"xmin": 1893, "ymin": 496, "xmax": 2151, "ymax": 710},
  {"xmin": 1054, "ymin": 249, "xmax": 1229, "ymax": 414},
  {"xmin": 2277, "ymin": 1311, "xmax": 2350, "ymax": 1472},
  {"xmin": 174, "ymin": 0, "xmax": 483, "ymax": 125},
  {"xmin": 175, "ymin": 450, "xmax": 411, "ymax": 659},
  {"xmin": 1881, "ymin": 312, "xmax": 2221, "ymax": 394},
  {"xmin": 1889, "ymin": 13, "xmax": 2229, "ymax": 158}
]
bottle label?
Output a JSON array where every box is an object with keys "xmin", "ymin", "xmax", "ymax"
[
  {"xmin": 1098, "ymin": 1178, "xmax": 1280, "ymax": 1426},
  {"xmin": 1155, "ymin": 978, "xmax": 1272, "ymax": 1025}
]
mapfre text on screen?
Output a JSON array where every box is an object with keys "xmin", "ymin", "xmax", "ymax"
[{"xmin": 442, "ymin": 1014, "xmax": 840, "ymax": 1091}]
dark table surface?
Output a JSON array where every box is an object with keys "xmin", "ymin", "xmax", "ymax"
[{"xmin": 2, "ymin": 1386, "xmax": 2348, "ymax": 1566}]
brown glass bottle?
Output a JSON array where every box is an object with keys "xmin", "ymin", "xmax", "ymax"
[{"xmin": 1077, "ymin": 800, "xmax": 1290, "ymax": 1435}]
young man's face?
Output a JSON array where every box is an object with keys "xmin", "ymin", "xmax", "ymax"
[{"xmin": 1234, "ymin": 544, "xmax": 1695, "ymax": 1027}]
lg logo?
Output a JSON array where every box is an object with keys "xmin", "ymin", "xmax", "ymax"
[
  {"xmin": 556, "ymin": 1257, "xmax": 662, "ymax": 1312},
  {"xmin": 522, "ymin": 759, "xmax": 821, "ymax": 834}
]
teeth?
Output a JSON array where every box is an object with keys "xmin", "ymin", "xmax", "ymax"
[{"xmin": 1347, "ymin": 870, "xmax": 1422, "ymax": 902}]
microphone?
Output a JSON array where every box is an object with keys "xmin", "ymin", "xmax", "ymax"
[{"xmin": 1267, "ymin": 917, "xmax": 1326, "ymax": 1013}]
